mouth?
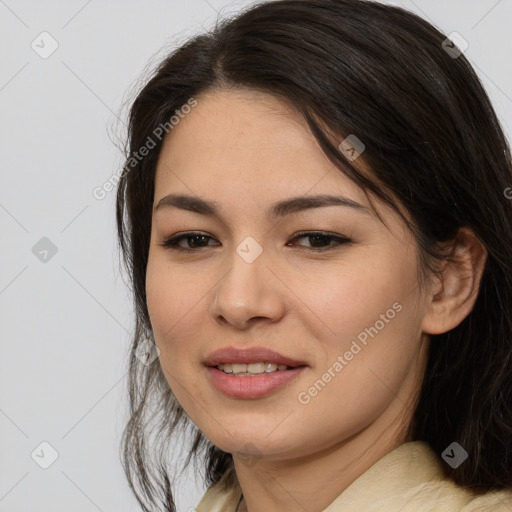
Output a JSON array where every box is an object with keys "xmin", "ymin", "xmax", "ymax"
[
  {"xmin": 204, "ymin": 346, "xmax": 309, "ymax": 376},
  {"xmin": 205, "ymin": 362, "xmax": 308, "ymax": 399},
  {"xmin": 210, "ymin": 362, "xmax": 307, "ymax": 376}
]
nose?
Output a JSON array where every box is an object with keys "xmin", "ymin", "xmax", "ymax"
[{"xmin": 210, "ymin": 246, "xmax": 286, "ymax": 330}]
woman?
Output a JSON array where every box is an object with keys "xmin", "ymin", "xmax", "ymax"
[{"xmin": 115, "ymin": 0, "xmax": 512, "ymax": 510}]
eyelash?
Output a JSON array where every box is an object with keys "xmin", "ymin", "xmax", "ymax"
[{"xmin": 157, "ymin": 231, "xmax": 351, "ymax": 253}]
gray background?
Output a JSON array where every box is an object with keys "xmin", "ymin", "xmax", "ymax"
[{"xmin": 1, "ymin": 0, "xmax": 511, "ymax": 511}]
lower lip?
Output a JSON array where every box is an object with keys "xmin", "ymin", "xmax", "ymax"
[{"xmin": 206, "ymin": 366, "xmax": 307, "ymax": 399}]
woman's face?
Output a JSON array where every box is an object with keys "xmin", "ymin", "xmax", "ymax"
[{"xmin": 146, "ymin": 88, "xmax": 432, "ymax": 461}]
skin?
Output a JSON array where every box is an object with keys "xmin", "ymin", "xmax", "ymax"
[{"xmin": 145, "ymin": 88, "xmax": 487, "ymax": 512}]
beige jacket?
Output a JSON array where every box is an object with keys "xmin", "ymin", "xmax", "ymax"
[{"xmin": 195, "ymin": 441, "xmax": 512, "ymax": 511}]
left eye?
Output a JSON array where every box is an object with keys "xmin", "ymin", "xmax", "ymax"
[
  {"xmin": 158, "ymin": 231, "xmax": 351, "ymax": 252},
  {"xmin": 288, "ymin": 231, "xmax": 351, "ymax": 251}
]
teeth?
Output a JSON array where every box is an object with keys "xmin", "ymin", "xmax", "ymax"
[{"xmin": 217, "ymin": 362, "xmax": 291, "ymax": 375}]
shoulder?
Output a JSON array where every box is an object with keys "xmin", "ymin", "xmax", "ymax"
[
  {"xmin": 323, "ymin": 441, "xmax": 512, "ymax": 512},
  {"xmin": 385, "ymin": 442, "xmax": 512, "ymax": 512},
  {"xmin": 391, "ymin": 480, "xmax": 512, "ymax": 512},
  {"xmin": 458, "ymin": 487, "xmax": 512, "ymax": 511}
]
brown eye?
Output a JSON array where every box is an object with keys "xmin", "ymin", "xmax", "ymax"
[
  {"xmin": 287, "ymin": 232, "xmax": 351, "ymax": 252},
  {"xmin": 158, "ymin": 231, "xmax": 351, "ymax": 253},
  {"xmin": 158, "ymin": 233, "xmax": 219, "ymax": 251}
]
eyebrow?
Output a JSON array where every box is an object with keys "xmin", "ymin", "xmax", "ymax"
[{"xmin": 154, "ymin": 193, "xmax": 371, "ymax": 218}]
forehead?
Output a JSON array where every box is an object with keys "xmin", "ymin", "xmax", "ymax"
[{"xmin": 154, "ymin": 89, "xmax": 367, "ymax": 203}]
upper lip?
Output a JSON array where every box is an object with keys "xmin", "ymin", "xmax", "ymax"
[{"xmin": 204, "ymin": 347, "xmax": 308, "ymax": 367}]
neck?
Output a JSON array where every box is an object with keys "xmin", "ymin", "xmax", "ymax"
[{"xmin": 232, "ymin": 400, "xmax": 415, "ymax": 512}]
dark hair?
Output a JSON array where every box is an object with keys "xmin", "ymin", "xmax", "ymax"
[{"xmin": 115, "ymin": 0, "xmax": 512, "ymax": 510}]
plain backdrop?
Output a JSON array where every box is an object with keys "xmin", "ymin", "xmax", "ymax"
[{"xmin": 1, "ymin": 0, "xmax": 511, "ymax": 511}]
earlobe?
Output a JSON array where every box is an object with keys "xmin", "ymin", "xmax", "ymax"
[{"xmin": 421, "ymin": 227, "xmax": 488, "ymax": 336}]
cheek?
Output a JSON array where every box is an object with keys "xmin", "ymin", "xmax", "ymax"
[
  {"xmin": 301, "ymin": 271, "xmax": 423, "ymax": 410},
  {"xmin": 146, "ymin": 259, "xmax": 181, "ymax": 342},
  {"xmin": 296, "ymin": 261, "xmax": 393, "ymax": 344},
  {"xmin": 146, "ymin": 255, "xmax": 185, "ymax": 322},
  {"xmin": 294, "ymin": 307, "xmax": 422, "ymax": 452},
  {"xmin": 297, "ymin": 255, "xmax": 420, "ymax": 379},
  {"xmin": 145, "ymin": 260, "xmax": 207, "ymax": 412},
  {"xmin": 145, "ymin": 257, "xmax": 209, "ymax": 366}
]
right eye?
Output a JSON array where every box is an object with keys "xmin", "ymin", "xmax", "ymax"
[{"xmin": 158, "ymin": 232, "xmax": 220, "ymax": 252}]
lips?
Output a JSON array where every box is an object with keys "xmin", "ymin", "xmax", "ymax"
[{"xmin": 204, "ymin": 346, "xmax": 308, "ymax": 368}]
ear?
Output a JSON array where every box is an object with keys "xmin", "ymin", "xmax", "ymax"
[{"xmin": 421, "ymin": 227, "xmax": 488, "ymax": 335}]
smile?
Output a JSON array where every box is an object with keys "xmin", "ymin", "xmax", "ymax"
[{"xmin": 216, "ymin": 362, "xmax": 294, "ymax": 375}]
